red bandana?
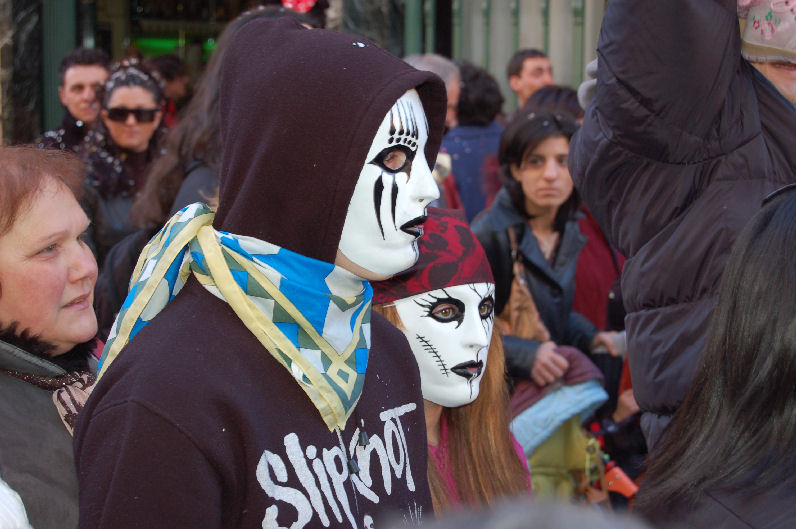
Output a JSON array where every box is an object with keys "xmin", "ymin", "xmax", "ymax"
[{"xmin": 373, "ymin": 208, "xmax": 494, "ymax": 304}]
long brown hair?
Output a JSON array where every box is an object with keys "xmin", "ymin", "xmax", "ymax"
[{"xmin": 374, "ymin": 303, "xmax": 529, "ymax": 513}]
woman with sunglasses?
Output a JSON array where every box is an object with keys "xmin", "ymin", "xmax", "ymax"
[{"xmin": 79, "ymin": 60, "xmax": 167, "ymax": 267}]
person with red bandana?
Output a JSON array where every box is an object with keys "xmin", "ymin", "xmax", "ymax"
[{"xmin": 373, "ymin": 209, "xmax": 531, "ymax": 513}]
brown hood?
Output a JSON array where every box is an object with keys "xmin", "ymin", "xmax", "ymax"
[{"xmin": 216, "ymin": 17, "xmax": 447, "ymax": 262}]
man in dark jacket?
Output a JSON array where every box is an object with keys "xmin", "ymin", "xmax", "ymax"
[
  {"xmin": 570, "ymin": 0, "xmax": 796, "ymax": 450},
  {"xmin": 36, "ymin": 47, "xmax": 109, "ymax": 151},
  {"xmin": 74, "ymin": 17, "xmax": 446, "ymax": 529}
]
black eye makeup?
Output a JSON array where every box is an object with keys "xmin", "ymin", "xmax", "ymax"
[
  {"xmin": 370, "ymin": 145, "xmax": 415, "ymax": 174},
  {"xmin": 478, "ymin": 295, "xmax": 495, "ymax": 320},
  {"xmin": 414, "ymin": 290, "xmax": 465, "ymax": 327}
]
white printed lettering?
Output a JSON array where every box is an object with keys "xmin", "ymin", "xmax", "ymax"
[
  {"xmin": 379, "ymin": 404, "xmax": 417, "ymax": 491},
  {"xmin": 322, "ymin": 446, "xmax": 357, "ymax": 529},
  {"xmin": 312, "ymin": 454, "xmax": 343, "ymax": 523},
  {"xmin": 257, "ymin": 450, "xmax": 313, "ymax": 529},
  {"xmin": 285, "ymin": 434, "xmax": 330, "ymax": 526},
  {"xmin": 257, "ymin": 403, "xmax": 419, "ymax": 529}
]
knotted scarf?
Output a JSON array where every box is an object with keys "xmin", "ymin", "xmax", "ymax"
[{"xmin": 99, "ymin": 203, "xmax": 372, "ymax": 430}]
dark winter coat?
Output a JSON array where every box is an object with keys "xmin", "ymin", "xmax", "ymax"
[
  {"xmin": 74, "ymin": 17, "xmax": 447, "ymax": 529},
  {"xmin": 440, "ymin": 121, "xmax": 503, "ymax": 222},
  {"xmin": 36, "ymin": 112, "xmax": 92, "ymax": 152},
  {"xmin": 652, "ymin": 485, "xmax": 796, "ymax": 529},
  {"xmin": 0, "ymin": 338, "xmax": 93, "ymax": 529},
  {"xmin": 92, "ymin": 227, "xmax": 154, "ymax": 341},
  {"xmin": 569, "ymin": 0, "xmax": 796, "ymax": 449},
  {"xmin": 471, "ymin": 188, "xmax": 597, "ymax": 379},
  {"xmin": 168, "ymin": 159, "xmax": 219, "ymax": 216},
  {"xmin": 93, "ymin": 160, "xmax": 220, "ymax": 340}
]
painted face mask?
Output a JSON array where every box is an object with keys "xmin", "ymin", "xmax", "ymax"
[
  {"xmin": 338, "ymin": 89, "xmax": 439, "ymax": 279},
  {"xmin": 394, "ymin": 282, "xmax": 495, "ymax": 407},
  {"xmin": 372, "ymin": 209, "xmax": 496, "ymax": 407}
]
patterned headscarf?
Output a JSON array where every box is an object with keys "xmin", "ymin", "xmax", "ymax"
[
  {"xmin": 102, "ymin": 59, "xmax": 164, "ymax": 107},
  {"xmin": 373, "ymin": 208, "xmax": 493, "ymax": 304},
  {"xmin": 740, "ymin": 1, "xmax": 796, "ymax": 64}
]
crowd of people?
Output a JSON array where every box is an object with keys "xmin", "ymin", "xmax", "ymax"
[{"xmin": 0, "ymin": 1, "xmax": 793, "ymax": 528}]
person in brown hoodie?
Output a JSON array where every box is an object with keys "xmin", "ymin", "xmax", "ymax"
[{"xmin": 74, "ymin": 16, "xmax": 446, "ymax": 529}]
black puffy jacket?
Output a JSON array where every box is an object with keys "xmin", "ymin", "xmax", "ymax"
[{"xmin": 569, "ymin": 0, "xmax": 796, "ymax": 449}]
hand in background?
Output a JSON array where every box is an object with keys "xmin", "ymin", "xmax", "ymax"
[
  {"xmin": 591, "ymin": 331, "xmax": 620, "ymax": 357},
  {"xmin": 531, "ymin": 341, "xmax": 569, "ymax": 386},
  {"xmin": 577, "ymin": 58, "xmax": 598, "ymax": 110},
  {"xmin": 612, "ymin": 389, "xmax": 640, "ymax": 423}
]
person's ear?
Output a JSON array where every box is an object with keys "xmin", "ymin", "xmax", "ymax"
[
  {"xmin": 509, "ymin": 164, "xmax": 522, "ymax": 182},
  {"xmin": 58, "ymin": 85, "xmax": 67, "ymax": 106},
  {"xmin": 153, "ymin": 110, "xmax": 163, "ymax": 128},
  {"xmin": 508, "ymin": 75, "xmax": 521, "ymax": 94}
]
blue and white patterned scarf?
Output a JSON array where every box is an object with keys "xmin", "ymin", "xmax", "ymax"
[{"xmin": 99, "ymin": 203, "xmax": 372, "ymax": 430}]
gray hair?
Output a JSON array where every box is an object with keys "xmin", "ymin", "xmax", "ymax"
[{"xmin": 403, "ymin": 53, "xmax": 460, "ymax": 88}]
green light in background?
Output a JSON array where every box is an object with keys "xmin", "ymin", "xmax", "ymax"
[
  {"xmin": 132, "ymin": 37, "xmax": 181, "ymax": 56},
  {"xmin": 204, "ymin": 38, "xmax": 216, "ymax": 62},
  {"xmin": 132, "ymin": 36, "xmax": 218, "ymax": 63}
]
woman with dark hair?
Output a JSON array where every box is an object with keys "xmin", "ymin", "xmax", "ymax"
[
  {"xmin": 472, "ymin": 110, "xmax": 617, "ymax": 389},
  {"xmin": 0, "ymin": 147, "xmax": 99, "ymax": 529},
  {"xmin": 522, "ymin": 87, "xmax": 643, "ymax": 491},
  {"xmin": 472, "ymin": 112, "xmax": 619, "ymax": 498},
  {"xmin": 483, "ymin": 85, "xmax": 584, "ymax": 209},
  {"xmin": 372, "ymin": 209, "xmax": 530, "ymax": 513},
  {"xmin": 91, "ymin": 49, "xmax": 213, "ymax": 337},
  {"xmin": 79, "ymin": 60, "xmax": 167, "ymax": 267},
  {"xmin": 636, "ymin": 188, "xmax": 796, "ymax": 528},
  {"xmin": 524, "ymin": 85, "xmax": 583, "ymax": 122}
]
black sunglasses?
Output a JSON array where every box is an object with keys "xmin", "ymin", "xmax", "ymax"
[{"xmin": 105, "ymin": 107, "xmax": 159, "ymax": 123}]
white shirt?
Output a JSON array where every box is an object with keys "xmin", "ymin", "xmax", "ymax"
[{"xmin": 0, "ymin": 476, "xmax": 32, "ymax": 529}]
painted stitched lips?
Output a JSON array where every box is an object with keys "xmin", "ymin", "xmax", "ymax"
[
  {"xmin": 451, "ymin": 360, "xmax": 484, "ymax": 380},
  {"xmin": 400, "ymin": 215, "xmax": 427, "ymax": 238}
]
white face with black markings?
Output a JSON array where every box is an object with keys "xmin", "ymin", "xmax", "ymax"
[
  {"xmin": 393, "ymin": 282, "xmax": 495, "ymax": 408},
  {"xmin": 337, "ymin": 89, "xmax": 439, "ymax": 280}
]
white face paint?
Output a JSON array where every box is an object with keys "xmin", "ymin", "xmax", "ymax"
[
  {"xmin": 337, "ymin": 89, "xmax": 440, "ymax": 280},
  {"xmin": 394, "ymin": 282, "xmax": 495, "ymax": 408}
]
